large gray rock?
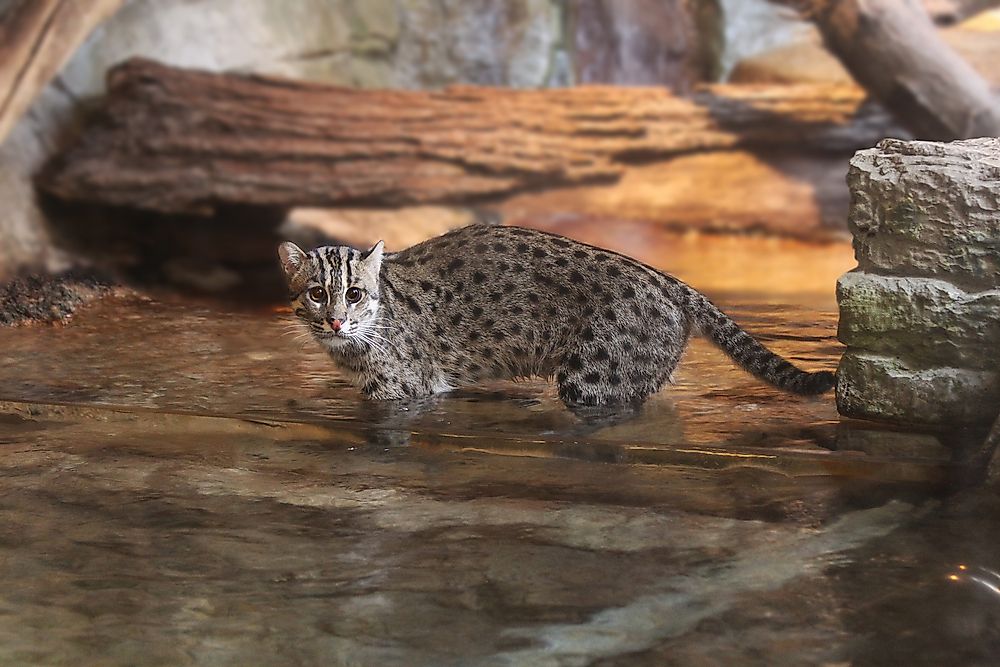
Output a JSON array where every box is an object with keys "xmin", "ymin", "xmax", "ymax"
[
  {"xmin": 0, "ymin": 85, "xmax": 78, "ymax": 279},
  {"xmin": 57, "ymin": 0, "xmax": 568, "ymax": 96},
  {"xmin": 837, "ymin": 137, "xmax": 1000, "ymax": 426},
  {"xmin": 838, "ymin": 351, "xmax": 1000, "ymax": 425},
  {"xmin": 570, "ymin": 0, "xmax": 721, "ymax": 90},
  {"xmin": 848, "ymin": 138, "xmax": 1000, "ymax": 291},
  {"xmin": 838, "ymin": 272, "xmax": 1000, "ymax": 368}
]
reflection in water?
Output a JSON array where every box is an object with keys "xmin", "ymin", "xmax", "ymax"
[
  {"xmin": 0, "ymin": 232, "xmax": 995, "ymax": 665},
  {"xmin": 950, "ymin": 565, "xmax": 1000, "ymax": 598}
]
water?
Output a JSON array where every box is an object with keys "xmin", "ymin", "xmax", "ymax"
[{"xmin": 0, "ymin": 230, "xmax": 996, "ymax": 665}]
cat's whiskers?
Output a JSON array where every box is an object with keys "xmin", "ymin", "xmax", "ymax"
[{"xmin": 353, "ymin": 331, "xmax": 389, "ymax": 357}]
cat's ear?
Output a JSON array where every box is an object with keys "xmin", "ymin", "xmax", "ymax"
[
  {"xmin": 278, "ymin": 242, "xmax": 309, "ymax": 288},
  {"xmin": 359, "ymin": 240, "xmax": 385, "ymax": 281}
]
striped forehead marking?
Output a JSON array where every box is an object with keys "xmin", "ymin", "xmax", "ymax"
[
  {"xmin": 312, "ymin": 246, "xmax": 365, "ymax": 297},
  {"xmin": 341, "ymin": 247, "xmax": 351, "ymax": 292}
]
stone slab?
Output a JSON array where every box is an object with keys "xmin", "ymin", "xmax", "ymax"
[
  {"xmin": 847, "ymin": 138, "xmax": 1000, "ymax": 291},
  {"xmin": 837, "ymin": 351, "xmax": 1000, "ymax": 426},
  {"xmin": 837, "ymin": 271, "xmax": 1000, "ymax": 368}
]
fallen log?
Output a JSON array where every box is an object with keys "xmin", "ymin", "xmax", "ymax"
[
  {"xmin": 0, "ymin": 0, "xmax": 125, "ymax": 144},
  {"xmin": 772, "ymin": 0, "xmax": 1000, "ymax": 139},
  {"xmin": 38, "ymin": 58, "xmax": 903, "ymax": 216}
]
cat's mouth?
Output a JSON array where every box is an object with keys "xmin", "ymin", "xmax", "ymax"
[{"xmin": 313, "ymin": 327, "xmax": 354, "ymax": 343}]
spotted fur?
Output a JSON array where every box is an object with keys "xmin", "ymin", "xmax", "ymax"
[{"xmin": 279, "ymin": 225, "xmax": 835, "ymax": 405}]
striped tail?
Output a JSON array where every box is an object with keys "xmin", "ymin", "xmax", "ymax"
[{"xmin": 681, "ymin": 285, "xmax": 835, "ymax": 396}]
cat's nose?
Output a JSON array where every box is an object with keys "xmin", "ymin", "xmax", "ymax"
[{"xmin": 329, "ymin": 318, "xmax": 343, "ymax": 331}]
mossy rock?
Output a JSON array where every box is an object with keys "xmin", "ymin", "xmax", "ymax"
[
  {"xmin": 838, "ymin": 271, "xmax": 1000, "ymax": 368},
  {"xmin": 836, "ymin": 351, "xmax": 1000, "ymax": 426}
]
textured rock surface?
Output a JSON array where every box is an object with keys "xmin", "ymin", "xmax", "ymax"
[
  {"xmin": 570, "ymin": 0, "xmax": 721, "ymax": 90},
  {"xmin": 838, "ymin": 351, "xmax": 1000, "ymax": 425},
  {"xmin": 837, "ymin": 137, "xmax": 1000, "ymax": 426},
  {"xmin": 0, "ymin": 269, "xmax": 119, "ymax": 326},
  {"xmin": 60, "ymin": 0, "xmax": 567, "ymax": 93},
  {"xmin": 838, "ymin": 272, "xmax": 1000, "ymax": 367},
  {"xmin": 54, "ymin": 0, "xmax": 715, "ymax": 98},
  {"xmin": 847, "ymin": 138, "xmax": 1000, "ymax": 290},
  {"xmin": 0, "ymin": 84, "xmax": 77, "ymax": 280}
]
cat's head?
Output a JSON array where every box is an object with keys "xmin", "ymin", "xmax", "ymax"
[{"xmin": 278, "ymin": 241, "xmax": 384, "ymax": 350}]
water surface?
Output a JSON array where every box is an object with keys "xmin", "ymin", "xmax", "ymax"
[{"xmin": 0, "ymin": 231, "xmax": 996, "ymax": 665}]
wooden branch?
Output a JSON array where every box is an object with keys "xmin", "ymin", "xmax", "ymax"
[
  {"xmin": 924, "ymin": 0, "xmax": 1000, "ymax": 24},
  {"xmin": 771, "ymin": 0, "xmax": 1000, "ymax": 139},
  {"xmin": 37, "ymin": 58, "xmax": 902, "ymax": 215},
  {"xmin": 0, "ymin": 0, "xmax": 125, "ymax": 144}
]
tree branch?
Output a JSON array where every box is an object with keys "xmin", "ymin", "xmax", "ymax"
[{"xmin": 770, "ymin": 0, "xmax": 1000, "ymax": 139}]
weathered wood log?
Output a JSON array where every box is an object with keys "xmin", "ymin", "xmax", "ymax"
[
  {"xmin": 38, "ymin": 58, "xmax": 903, "ymax": 216},
  {"xmin": 772, "ymin": 0, "xmax": 1000, "ymax": 139},
  {"xmin": 924, "ymin": 0, "xmax": 1000, "ymax": 24},
  {"xmin": 0, "ymin": 0, "xmax": 125, "ymax": 144}
]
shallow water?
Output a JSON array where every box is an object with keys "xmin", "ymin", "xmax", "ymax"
[{"xmin": 0, "ymin": 231, "xmax": 997, "ymax": 665}]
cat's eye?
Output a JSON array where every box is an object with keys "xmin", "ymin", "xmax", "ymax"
[
  {"xmin": 307, "ymin": 286, "xmax": 327, "ymax": 303},
  {"xmin": 345, "ymin": 287, "xmax": 363, "ymax": 304}
]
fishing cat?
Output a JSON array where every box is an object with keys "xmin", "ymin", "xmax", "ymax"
[{"xmin": 279, "ymin": 225, "xmax": 835, "ymax": 406}]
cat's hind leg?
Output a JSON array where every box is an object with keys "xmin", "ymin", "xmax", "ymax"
[{"xmin": 554, "ymin": 308, "xmax": 689, "ymax": 408}]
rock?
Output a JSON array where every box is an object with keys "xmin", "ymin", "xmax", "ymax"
[
  {"xmin": 0, "ymin": 84, "xmax": 78, "ymax": 281},
  {"xmin": 502, "ymin": 150, "xmax": 853, "ymax": 240},
  {"xmin": 835, "ymin": 422, "xmax": 951, "ymax": 461},
  {"xmin": 0, "ymin": 269, "xmax": 119, "ymax": 326},
  {"xmin": 394, "ymin": 0, "xmax": 565, "ymax": 88},
  {"xmin": 847, "ymin": 138, "xmax": 1000, "ymax": 291},
  {"xmin": 60, "ymin": 0, "xmax": 357, "ymax": 94},
  {"xmin": 837, "ymin": 136, "xmax": 1000, "ymax": 427},
  {"xmin": 50, "ymin": 0, "xmax": 721, "ymax": 96},
  {"xmin": 837, "ymin": 351, "xmax": 1000, "ymax": 426},
  {"xmin": 716, "ymin": 0, "xmax": 814, "ymax": 79},
  {"xmin": 838, "ymin": 272, "xmax": 1000, "ymax": 368},
  {"xmin": 569, "ymin": 0, "xmax": 722, "ymax": 91}
]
